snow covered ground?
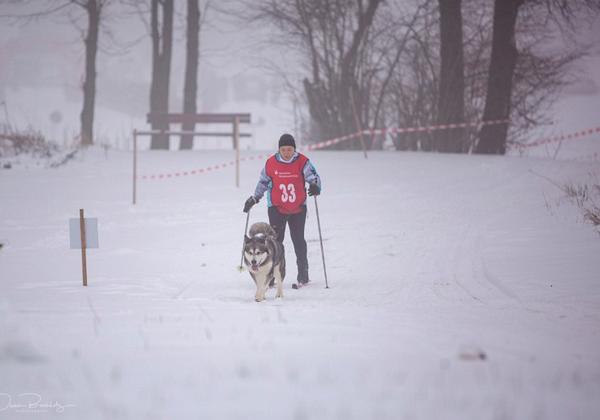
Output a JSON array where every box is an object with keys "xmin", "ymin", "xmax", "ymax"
[{"xmin": 1, "ymin": 144, "xmax": 600, "ymax": 420}]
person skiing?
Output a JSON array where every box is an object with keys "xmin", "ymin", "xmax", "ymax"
[{"xmin": 243, "ymin": 133, "xmax": 321, "ymax": 286}]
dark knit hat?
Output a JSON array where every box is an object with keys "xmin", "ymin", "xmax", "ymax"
[{"xmin": 278, "ymin": 133, "xmax": 296, "ymax": 149}]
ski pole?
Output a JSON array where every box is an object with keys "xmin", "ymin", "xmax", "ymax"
[
  {"xmin": 238, "ymin": 210, "xmax": 251, "ymax": 271},
  {"xmin": 313, "ymin": 195, "xmax": 329, "ymax": 288}
]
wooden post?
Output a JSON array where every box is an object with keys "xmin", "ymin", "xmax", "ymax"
[
  {"xmin": 350, "ymin": 90, "xmax": 368, "ymax": 159},
  {"xmin": 79, "ymin": 209, "xmax": 88, "ymax": 286},
  {"xmin": 234, "ymin": 116, "xmax": 240, "ymax": 188},
  {"xmin": 133, "ymin": 129, "xmax": 137, "ymax": 205}
]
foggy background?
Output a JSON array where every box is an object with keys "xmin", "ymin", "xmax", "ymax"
[
  {"xmin": 0, "ymin": 1, "xmax": 300, "ymax": 150},
  {"xmin": 2, "ymin": 3, "xmax": 600, "ymax": 419},
  {"xmin": 1, "ymin": 1, "xmax": 599, "ymax": 152}
]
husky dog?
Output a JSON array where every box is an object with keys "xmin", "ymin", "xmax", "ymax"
[{"xmin": 244, "ymin": 222, "xmax": 286, "ymax": 302}]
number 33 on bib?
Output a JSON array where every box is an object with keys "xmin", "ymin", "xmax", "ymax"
[
  {"xmin": 266, "ymin": 154, "xmax": 309, "ymax": 214},
  {"xmin": 279, "ymin": 184, "xmax": 297, "ymax": 203}
]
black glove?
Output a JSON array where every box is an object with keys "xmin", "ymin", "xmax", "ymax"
[
  {"xmin": 308, "ymin": 183, "xmax": 320, "ymax": 196},
  {"xmin": 243, "ymin": 196, "xmax": 258, "ymax": 213}
]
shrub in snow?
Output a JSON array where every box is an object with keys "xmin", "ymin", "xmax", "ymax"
[
  {"xmin": 0, "ymin": 128, "xmax": 78, "ymax": 169},
  {"xmin": 563, "ymin": 181, "xmax": 600, "ymax": 231}
]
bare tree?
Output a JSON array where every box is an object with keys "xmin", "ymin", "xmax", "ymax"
[
  {"xmin": 180, "ymin": 0, "xmax": 201, "ymax": 150},
  {"xmin": 385, "ymin": 1, "xmax": 439, "ymax": 151},
  {"xmin": 435, "ymin": 0, "xmax": 465, "ymax": 153},
  {"xmin": 79, "ymin": 0, "xmax": 109, "ymax": 146},
  {"xmin": 460, "ymin": 1, "xmax": 492, "ymax": 151},
  {"xmin": 351, "ymin": 1, "xmax": 430, "ymax": 150},
  {"xmin": 476, "ymin": 0, "xmax": 600, "ymax": 154},
  {"xmin": 233, "ymin": 0, "xmax": 597, "ymax": 153},
  {"xmin": 475, "ymin": 0, "xmax": 524, "ymax": 155},
  {"xmin": 149, "ymin": 0, "xmax": 174, "ymax": 150},
  {"xmin": 1, "ymin": 0, "xmax": 112, "ymax": 147},
  {"xmin": 251, "ymin": 0, "xmax": 384, "ymax": 146}
]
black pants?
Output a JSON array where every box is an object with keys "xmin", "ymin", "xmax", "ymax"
[{"xmin": 268, "ymin": 205, "xmax": 308, "ymax": 270}]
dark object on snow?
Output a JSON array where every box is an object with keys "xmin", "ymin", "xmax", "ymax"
[
  {"xmin": 458, "ymin": 350, "xmax": 487, "ymax": 361},
  {"xmin": 49, "ymin": 149, "xmax": 78, "ymax": 168},
  {"xmin": 2, "ymin": 162, "xmax": 11, "ymax": 169}
]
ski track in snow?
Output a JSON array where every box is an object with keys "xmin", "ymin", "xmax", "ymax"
[{"xmin": 1, "ymin": 149, "xmax": 600, "ymax": 420}]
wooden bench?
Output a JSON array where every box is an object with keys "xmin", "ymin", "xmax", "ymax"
[{"xmin": 144, "ymin": 113, "xmax": 251, "ymax": 149}]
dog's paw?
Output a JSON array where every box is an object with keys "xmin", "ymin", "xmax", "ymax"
[{"xmin": 275, "ymin": 291, "xmax": 283, "ymax": 299}]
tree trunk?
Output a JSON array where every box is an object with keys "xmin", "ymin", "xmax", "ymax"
[
  {"xmin": 80, "ymin": 0, "xmax": 100, "ymax": 147},
  {"xmin": 435, "ymin": 0, "xmax": 465, "ymax": 153},
  {"xmin": 475, "ymin": 0, "xmax": 524, "ymax": 155},
  {"xmin": 150, "ymin": 0, "xmax": 174, "ymax": 150},
  {"xmin": 180, "ymin": 0, "xmax": 200, "ymax": 150}
]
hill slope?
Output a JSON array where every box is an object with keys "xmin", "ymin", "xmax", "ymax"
[{"xmin": 1, "ymin": 149, "xmax": 599, "ymax": 420}]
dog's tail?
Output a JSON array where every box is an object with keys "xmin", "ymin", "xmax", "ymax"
[{"xmin": 248, "ymin": 222, "xmax": 277, "ymax": 239}]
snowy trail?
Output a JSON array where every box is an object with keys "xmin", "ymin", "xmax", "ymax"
[{"xmin": 1, "ymin": 149, "xmax": 600, "ymax": 419}]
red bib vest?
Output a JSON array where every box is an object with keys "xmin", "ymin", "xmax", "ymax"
[{"xmin": 266, "ymin": 153, "xmax": 309, "ymax": 214}]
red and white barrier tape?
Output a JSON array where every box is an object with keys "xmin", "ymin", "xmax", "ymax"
[
  {"xmin": 137, "ymin": 119, "xmax": 510, "ymax": 180},
  {"xmin": 300, "ymin": 132, "xmax": 363, "ymax": 151},
  {"xmin": 137, "ymin": 135, "xmax": 362, "ymax": 180},
  {"xmin": 139, "ymin": 154, "xmax": 270, "ymax": 180},
  {"xmin": 138, "ymin": 120, "xmax": 600, "ymax": 181},
  {"xmin": 510, "ymin": 126, "xmax": 600, "ymax": 149},
  {"xmin": 300, "ymin": 119, "xmax": 511, "ymax": 151},
  {"xmin": 364, "ymin": 119, "xmax": 509, "ymax": 137}
]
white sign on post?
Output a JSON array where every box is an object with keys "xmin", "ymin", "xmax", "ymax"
[{"xmin": 69, "ymin": 218, "xmax": 99, "ymax": 248}]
